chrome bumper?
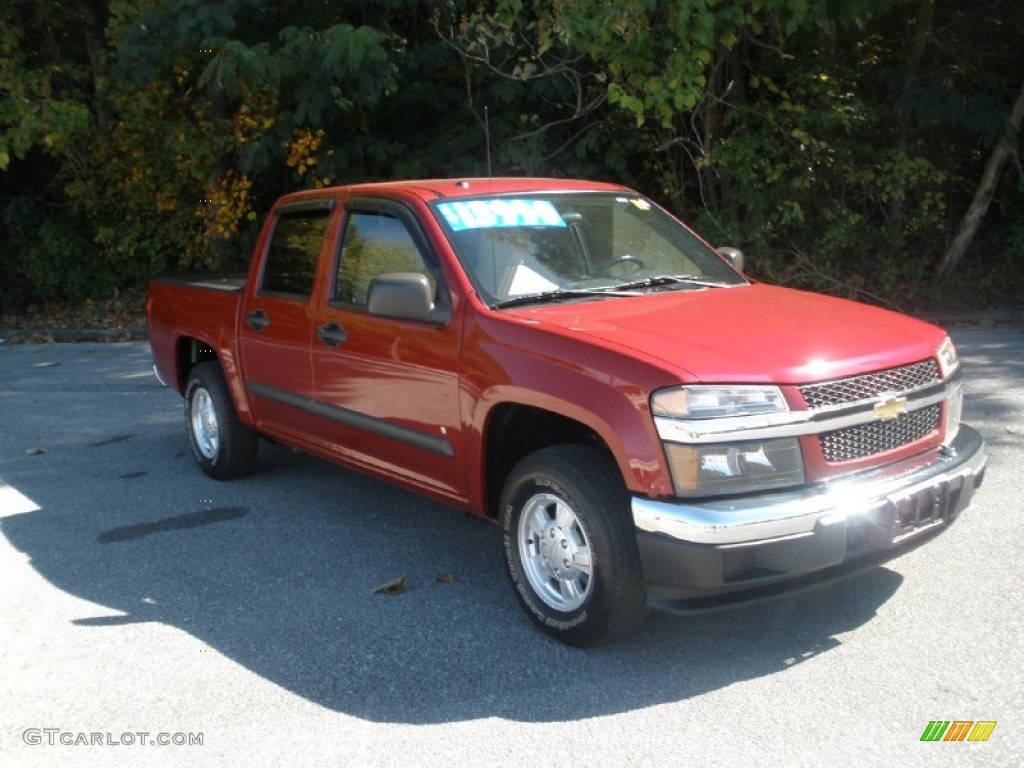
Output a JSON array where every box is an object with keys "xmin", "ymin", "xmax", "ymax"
[{"xmin": 632, "ymin": 425, "xmax": 986, "ymax": 606}]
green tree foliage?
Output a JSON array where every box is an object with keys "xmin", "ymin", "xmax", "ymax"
[
  {"xmin": 1, "ymin": 0, "xmax": 1022, "ymax": 313},
  {"xmin": 1, "ymin": 1, "xmax": 105, "ymax": 308}
]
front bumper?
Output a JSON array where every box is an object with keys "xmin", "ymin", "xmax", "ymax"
[{"xmin": 632, "ymin": 424, "xmax": 987, "ymax": 613}]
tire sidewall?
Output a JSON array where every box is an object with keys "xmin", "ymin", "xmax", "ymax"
[
  {"xmin": 502, "ymin": 466, "xmax": 605, "ymax": 637},
  {"xmin": 184, "ymin": 373, "xmax": 221, "ymax": 474}
]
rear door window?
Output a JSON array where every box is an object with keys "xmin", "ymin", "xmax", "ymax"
[{"xmin": 260, "ymin": 209, "xmax": 331, "ymax": 298}]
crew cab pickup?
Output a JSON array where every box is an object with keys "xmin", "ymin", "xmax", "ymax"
[{"xmin": 147, "ymin": 178, "xmax": 987, "ymax": 645}]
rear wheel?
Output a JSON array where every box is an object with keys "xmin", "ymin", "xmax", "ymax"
[
  {"xmin": 184, "ymin": 361, "xmax": 258, "ymax": 480},
  {"xmin": 501, "ymin": 445, "xmax": 649, "ymax": 646}
]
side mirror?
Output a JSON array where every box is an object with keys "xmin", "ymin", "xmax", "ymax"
[
  {"xmin": 367, "ymin": 273, "xmax": 437, "ymax": 322},
  {"xmin": 718, "ymin": 247, "xmax": 745, "ymax": 273}
]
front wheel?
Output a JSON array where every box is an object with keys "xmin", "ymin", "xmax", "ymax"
[
  {"xmin": 184, "ymin": 361, "xmax": 258, "ymax": 480},
  {"xmin": 501, "ymin": 445, "xmax": 648, "ymax": 646}
]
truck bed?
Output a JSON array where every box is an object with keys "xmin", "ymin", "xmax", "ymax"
[{"xmin": 147, "ymin": 275, "xmax": 247, "ymax": 394}]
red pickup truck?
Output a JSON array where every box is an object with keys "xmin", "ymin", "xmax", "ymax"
[{"xmin": 147, "ymin": 177, "xmax": 987, "ymax": 645}]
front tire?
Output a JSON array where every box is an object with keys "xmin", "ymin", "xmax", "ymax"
[
  {"xmin": 184, "ymin": 361, "xmax": 258, "ymax": 480},
  {"xmin": 501, "ymin": 445, "xmax": 648, "ymax": 646}
]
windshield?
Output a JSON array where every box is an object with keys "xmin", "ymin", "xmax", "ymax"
[{"xmin": 431, "ymin": 192, "xmax": 746, "ymax": 306}]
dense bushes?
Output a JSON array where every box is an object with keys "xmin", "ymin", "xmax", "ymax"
[{"xmin": 2, "ymin": 0, "xmax": 1022, "ymax": 315}]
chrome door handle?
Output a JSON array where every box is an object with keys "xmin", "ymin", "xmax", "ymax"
[
  {"xmin": 246, "ymin": 309, "xmax": 270, "ymax": 331},
  {"xmin": 316, "ymin": 322, "xmax": 347, "ymax": 348}
]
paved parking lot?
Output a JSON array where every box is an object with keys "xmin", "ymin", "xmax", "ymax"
[{"xmin": 1, "ymin": 331, "xmax": 1021, "ymax": 767}]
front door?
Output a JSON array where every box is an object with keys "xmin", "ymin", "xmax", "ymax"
[{"xmin": 309, "ymin": 200, "xmax": 465, "ymax": 501}]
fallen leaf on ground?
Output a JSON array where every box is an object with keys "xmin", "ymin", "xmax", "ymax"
[
  {"xmin": 435, "ymin": 574, "xmax": 458, "ymax": 584},
  {"xmin": 25, "ymin": 447, "xmax": 47, "ymax": 455},
  {"xmin": 372, "ymin": 577, "xmax": 408, "ymax": 595}
]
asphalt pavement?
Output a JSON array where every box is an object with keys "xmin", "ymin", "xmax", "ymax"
[{"xmin": 1, "ymin": 330, "xmax": 1021, "ymax": 767}]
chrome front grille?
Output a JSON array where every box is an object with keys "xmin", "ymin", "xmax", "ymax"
[
  {"xmin": 799, "ymin": 359, "xmax": 940, "ymax": 410},
  {"xmin": 819, "ymin": 404, "xmax": 941, "ymax": 463}
]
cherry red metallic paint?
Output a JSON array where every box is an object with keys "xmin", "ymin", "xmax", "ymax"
[
  {"xmin": 503, "ymin": 285, "xmax": 947, "ymax": 385},
  {"xmin": 147, "ymin": 178, "xmax": 956, "ymax": 518}
]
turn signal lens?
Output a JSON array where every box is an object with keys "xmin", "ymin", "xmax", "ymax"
[{"xmin": 944, "ymin": 384, "xmax": 963, "ymax": 445}]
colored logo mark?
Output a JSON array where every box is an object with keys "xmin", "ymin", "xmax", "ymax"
[{"xmin": 920, "ymin": 720, "xmax": 997, "ymax": 742}]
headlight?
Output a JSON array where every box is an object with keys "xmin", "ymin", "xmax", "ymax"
[
  {"xmin": 663, "ymin": 438, "xmax": 805, "ymax": 496},
  {"xmin": 936, "ymin": 337, "xmax": 959, "ymax": 378},
  {"xmin": 653, "ymin": 386, "xmax": 804, "ymax": 496},
  {"xmin": 651, "ymin": 385, "xmax": 787, "ymax": 419}
]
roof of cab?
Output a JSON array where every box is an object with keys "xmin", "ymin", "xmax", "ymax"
[{"xmin": 276, "ymin": 177, "xmax": 632, "ymax": 206}]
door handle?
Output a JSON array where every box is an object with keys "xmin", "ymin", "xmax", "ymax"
[
  {"xmin": 316, "ymin": 322, "xmax": 348, "ymax": 348},
  {"xmin": 246, "ymin": 309, "xmax": 270, "ymax": 332}
]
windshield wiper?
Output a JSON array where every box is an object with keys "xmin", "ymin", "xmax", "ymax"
[
  {"xmin": 492, "ymin": 288, "xmax": 640, "ymax": 309},
  {"xmin": 607, "ymin": 275, "xmax": 734, "ymax": 291}
]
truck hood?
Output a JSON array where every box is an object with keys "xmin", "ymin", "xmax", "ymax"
[{"xmin": 504, "ymin": 284, "xmax": 947, "ymax": 384}]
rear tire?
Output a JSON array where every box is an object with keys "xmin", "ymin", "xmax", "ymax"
[
  {"xmin": 184, "ymin": 361, "xmax": 258, "ymax": 480},
  {"xmin": 501, "ymin": 444, "xmax": 649, "ymax": 646}
]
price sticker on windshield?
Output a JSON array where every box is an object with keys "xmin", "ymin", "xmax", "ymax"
[{"xmin": 437, "ymin": 200, "xmax": 567, "ymax": 231}]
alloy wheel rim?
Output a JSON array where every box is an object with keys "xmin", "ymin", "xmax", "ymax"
[
  {"xmin": 517, "ymin": 492, "xmax": 593, "ymax": 612},
  {"xmin": 191, "ymin": 388, "xmax": 220, "ymax": 460}
]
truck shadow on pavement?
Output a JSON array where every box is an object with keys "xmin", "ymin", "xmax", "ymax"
[
  {"xmin": 8, "ymin": 337, "xmax": 995, "ymax": 724},
  {"xmin": 2, "ymin": 439, "xmax": 905, "ymax": 725}
]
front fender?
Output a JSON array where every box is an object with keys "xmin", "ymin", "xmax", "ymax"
[{"xmin": 461, "ymin": 312, "xmax": 680, "ymax": 509}]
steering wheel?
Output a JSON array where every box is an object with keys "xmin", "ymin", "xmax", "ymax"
[{"xmin": 597, "ymin": 255, "xmax": 646, "ymax": 277}]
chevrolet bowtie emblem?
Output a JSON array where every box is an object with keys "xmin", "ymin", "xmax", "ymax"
[{"xmin": 873, "ymin": 395, "xmax": 908, "ymax": 421}]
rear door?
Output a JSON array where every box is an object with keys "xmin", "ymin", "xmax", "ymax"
[
  {"xmin": 238, "ymin": 199, "xmax": 336, "ymax": 441},
  {"xmin": 309, "ymin": 198, "xmax": 465, "ymax": 501}
]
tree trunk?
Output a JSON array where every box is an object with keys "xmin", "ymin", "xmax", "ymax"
[
  {"xmin": 934, "ymin": 76, "xmax": 1024, "ymax": 281},
  {"xmin": 889, "ymin": 0, "xmax": 933, "ymax": 240},
  {"xmin": 78, "ymin": 0, "xmax": 111, "ymax": 132}
]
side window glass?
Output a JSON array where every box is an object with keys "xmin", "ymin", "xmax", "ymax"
[
  {"xmin": 261, "ymin": 209, "xmax": 330, "ymax": 297},
  {"xmin": 335, "ymin": 211, "xmax": 435, "ymax": 305}
]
